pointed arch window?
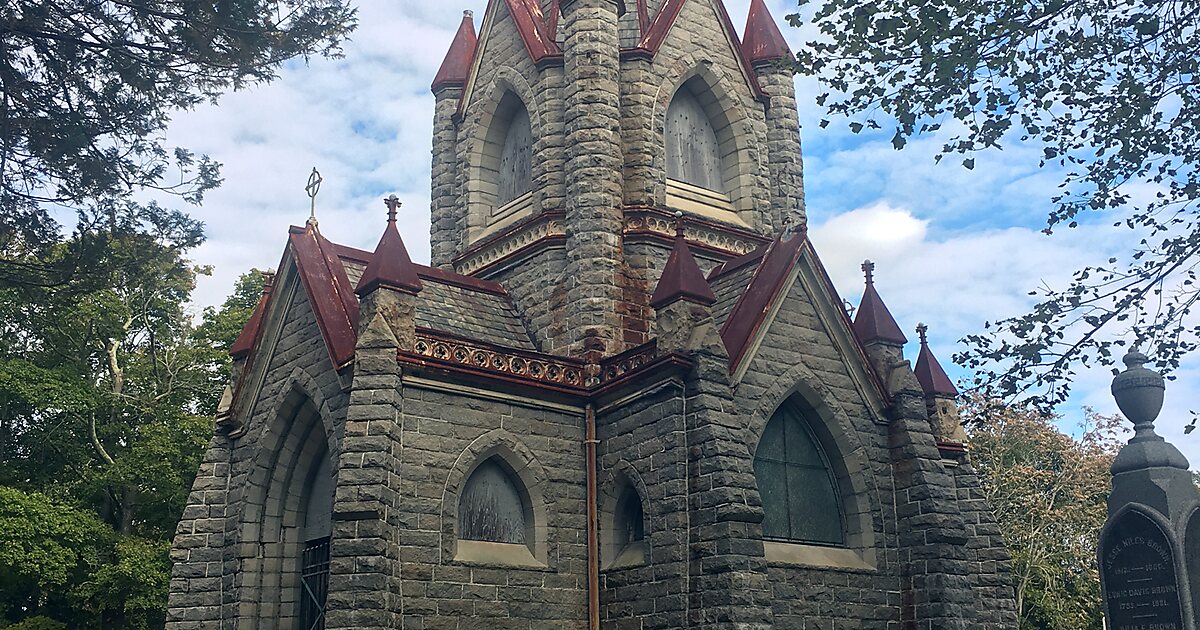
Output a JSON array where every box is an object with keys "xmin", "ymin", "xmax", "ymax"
[
  {"xmin": 754, "ymin": 403, "xmax": 844, "ymax": 546},
  {"xmin": 299, "ymin": 450, "xmax": 334, "ymax": 630},
  {"xmin": 665, "ymin": 81, "xmax": 724, "ymax": 193},
  {"xmin": 460, "ymin": 458, "xmax": 529, "ymax": 544},
  {"xmin": 487, "ymin": 92, "xmax": 533, "ymax": 211}
]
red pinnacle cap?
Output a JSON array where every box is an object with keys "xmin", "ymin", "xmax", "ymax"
[
  {"xmin": 650, "ymin": 214, "xmax": 718, "ymax": 309},
  {"xmin": 742, "ymin": 0, "xmax": 792, "ymax": 64},
  {"xmin": 852, "ymin": 260, "xmax": 908, "ymax": 345},
  {"xmin": 432, "ymin": 10, "xmax": 478, "ymax": 93},
  {"xmin": 914, "ymin": 323, "xmax": 958, "ymax": 396},
  {"xmin": 356, "ymin": 195, "xmax": 423, "ymax": 296}
]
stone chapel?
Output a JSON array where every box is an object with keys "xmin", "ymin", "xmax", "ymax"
[{"xmin": 166, "ymin": 0, "xmax": 1020, "ymax": 627}]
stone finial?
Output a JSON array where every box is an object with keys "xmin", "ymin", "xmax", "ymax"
[
  {"xmin": 851, "ymin": 261, "xmax": 907, "ymax": 345},
  {"xmin": 1110, "ymin": 349, "xmax": 1190, "ymax": 473},
  {"xmin": 742, "ymin": 0, "xmax": 792, "ymax": 65},
  {"xmin": 355, "ymin": 195, "xmax": 423, "ymax": 296},
  {"xmin": 913, "ymin": 323, "xmax": 957, "ymax": 397},
  {"xmin": 431, "ymin": 9, "xmax": 478, "ymax": 93}
]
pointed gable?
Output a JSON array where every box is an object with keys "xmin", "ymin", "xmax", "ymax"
[
  {"xmin": 356, "ymin": 197, "xmax": 423, "ymax": 295},
  {"xmin": 914, "ymin": 324, "xmax": 957, "ymax": 396},
  {"xmin": 742, "ymin": 0, "xmax": 791, "ymax": 64},
  {"xmin": 432, "ymin": 10, "xmax": 478, "ymax": 92},
  {"xmin": 651, "ymin": 219, "xmax": 718, "ymax": 308},
  {"xmin": 852, "ymin": 261, "xmax": 907, "ymax": 345},
  {"xmin": 502, "ymin": 0, "xmax": 562, "ymax": 65},
  {"xmin": 230, "ymin": 274, "xmax": 274, "ymax": 360},
  {"xmin": 720, "ymin": 227, "xmax": 806, "ymax": 371},
  {"xmin": 289, "ymin": 224, "xmax": 360, "ymax": 368}
]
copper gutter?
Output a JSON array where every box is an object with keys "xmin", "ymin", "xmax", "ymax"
[{"xmin": 585, "ymin": 403, "xmax": 600, "ymax": 630}]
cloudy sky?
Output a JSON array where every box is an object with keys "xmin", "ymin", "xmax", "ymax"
[{"xmin": 160, "ymin": 0, "xmax": 1199, "ymax": 463}]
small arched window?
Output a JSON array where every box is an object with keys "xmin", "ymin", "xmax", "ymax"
[
  {"xmin": 665, "ymin": 81, "xmax": 724, "ymax": 193},
  {"xmin": 460, "ymin": 458, "xmax": 528, "ymax": 544},
  {"xmin": 493, "ymin": 94, "xmax": 533, "ymax": 208},
  {"xmin": 754, "ymin": 403, "xmax": 844, "ymax": 546},
  {"xmin": 614, "ymin": 486, "xmax": 645, "ymax": 551}
]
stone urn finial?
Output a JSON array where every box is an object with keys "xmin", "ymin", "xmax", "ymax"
[
  {"xmin": 1109, "ymin": 349, "xmax": 1190, "ymax": 473},
  {"xmin": 1111, "ymin": 349, "xmax": 1165, "ymax": 438}
]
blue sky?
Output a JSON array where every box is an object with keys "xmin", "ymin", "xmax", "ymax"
[{"xmin": 159, "ymin": 0, "xmax": 1199, "ymax": 464}]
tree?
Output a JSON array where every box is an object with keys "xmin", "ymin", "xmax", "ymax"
[
  {"xmin": 964, "ymin": 396, "xmax": 1122, "ymax": 629},
  {"xmin": 787, "ymin": 0, "xmax": 1200, "ymax": 414},
  {"xmin": 0, "ymin": 0, "xmax": 356, "ymax": 288},
  {"xmin": 0, "ymin": 230, "xmax": 263, "ymax": 625}
]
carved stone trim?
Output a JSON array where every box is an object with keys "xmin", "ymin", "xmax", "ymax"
[
  {"xmin": 599, "ymin": 342, "xmax": 659, "ymax": 385},
  {"xmin": 624, "ymin": 207, "xmax": 767, "ymax": 257},
  {"xmin": 454, "ymin": 212, "xmax": 566, "ymax": 276},
  {"xmin": 410, "ymin": 332, "xmax": 586, "ymax": 389}
]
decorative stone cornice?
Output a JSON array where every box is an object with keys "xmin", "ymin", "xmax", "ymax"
[
  {"xmin": 409, "ymin": 330, "xmax": 586, "ymax": 390},
  {"xmin": 453, "ymin": 211, "xmax": 566, "ymax": 276},
  {"xmin": 624, "ymin": 207, "xmax": 768, "ymax": 257}
]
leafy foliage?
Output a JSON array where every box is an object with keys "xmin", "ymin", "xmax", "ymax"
[
  {"xmin": 788, "ymin": 0, "xmax": 1200, "ymax": 413},
  {"xmin": 965, "ymin": 396, "xmax": 1122, "ymax": 629},
  {"xmin": 0, "ymin": 0, "xmax": 356, "ymax": 288},
  {"xmin": 0, "ymin": 221, "xmax": 263, "ymax": 626}
]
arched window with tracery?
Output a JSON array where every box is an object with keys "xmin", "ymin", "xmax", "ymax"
[
  {"xmin": 480, "ymin": 91, "xmax": 533, "ymax": 226},
  {"xmin": 754, "ymin": 401, "xmax": 844, "ymax": 546}
]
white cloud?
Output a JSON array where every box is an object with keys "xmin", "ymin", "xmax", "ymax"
[{"xmin": 154, "ymin": 0, "xmax": 1200, "ymax": 466}]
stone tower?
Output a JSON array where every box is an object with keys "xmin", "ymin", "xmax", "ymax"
[{"xmin": 166, "ymin": 1, "xmax": 1019, "ymax": 628}]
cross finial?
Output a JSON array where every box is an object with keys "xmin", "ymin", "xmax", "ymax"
[
  {"xmin": 384, "ymin": 194, "xmax": 401, "ymax": 222},
  {"xmin": 305, "ymin": 167, "xmax": 323, "ymax": 227},
  {"xmin": 916, "ymin": 322, "xmax": 929, "ymax": 345},
  {"xmin": 862, "ymin": 260, "xmax": 875, "ymax": 284},
  {"xmin": 673, "ymin": 210, "xmax": 685, "ymax": 238}
]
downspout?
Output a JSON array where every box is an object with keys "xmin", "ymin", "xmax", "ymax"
[{"xmin": 585, "ymin": 403, "xmax": 601, "ymax": 630}]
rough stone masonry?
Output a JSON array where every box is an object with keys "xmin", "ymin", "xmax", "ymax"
[{"xmin": 166, "ymin": 0, "xmax": 1020, "ymax": 628}]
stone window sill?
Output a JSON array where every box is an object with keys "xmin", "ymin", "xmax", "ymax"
[
  {"xmin": 453, "ymin": 539, "xmax": 548, "ymax": 570},
  {"xmin": 604, "ymin": 540, "xmax": 649, "ymax": 570},
  {"xmin": 763, "ymin": 541, "xmax": 875, "ymax": 572}
]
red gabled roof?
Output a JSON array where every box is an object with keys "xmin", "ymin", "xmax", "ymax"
[
  {"xmin": 502, "ymin": 0, "xmax": 562, "ymax": 65},
  {"xmin": 432, "ymin": 10, "xmax": 478, "ymax": 92},
  {"xmin": 720, "ymin": 227, "xmax": 806, "ymax": 371},
  {"xmin": 289, "ymin": 224, "xmax": 360, "ymax": 368},
  {"xmin": 914, "ymin": 324, "xmax": 957, "ymax": 396},
  {"xmin": 230, "ymin": 274, "xmax": 274, "ymax": 360},
  {"xmin": 742, "ymin": 0, "xmax": 791, "ymax": 64},
  {"xmin": 356, "ymin": 200, "xmax": 423, "ymax": 296},
  {"xmin": 852, "ymin": 261, "xmax": 908, "ymax": 345},
  {"xmin": 637, "ymin": 0, "xmax": 768, "ymax": 100},
  {"xmin": 650, "ymin": 221, "xmax": 718, "ymax": 308}
]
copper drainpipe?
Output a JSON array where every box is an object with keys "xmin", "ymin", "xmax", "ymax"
[{"xmin": 585, "ymin": 403, "xmax": 601, "ymax": 630}]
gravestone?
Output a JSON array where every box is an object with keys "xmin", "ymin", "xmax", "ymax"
[
  {"xmin": 1099, "ymin": 351, "xmax": 1200, "ymax": 630},
  {"xmin": 1100, "ymin": 509, "xmax": 1185, "ymax": 629}
]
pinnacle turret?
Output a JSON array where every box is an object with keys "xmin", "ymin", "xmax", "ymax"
[
  {"xmin": 852, "ymin": 260, "xmax": 907, "ymax": 345},
  {"xmin": 431, "ymin": 10, "xmax": 477, "ymax": 93}
]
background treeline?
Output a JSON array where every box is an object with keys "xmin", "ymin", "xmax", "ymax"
[{"xmin": 0, "ymin": 219, "xmax": 264, "ymax": 628}]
